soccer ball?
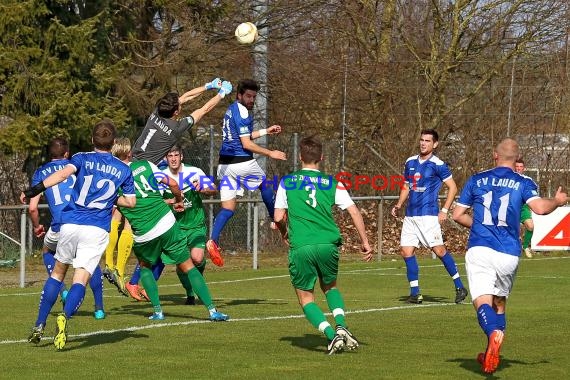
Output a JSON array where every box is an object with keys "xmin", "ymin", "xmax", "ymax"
[{"xmin": 235, "ymin": 22, "xmax": 258, "ymax": 44}]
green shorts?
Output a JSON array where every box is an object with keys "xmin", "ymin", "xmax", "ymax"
[
  {"xmin": 133, "ymin": 224, "xmax": 189, "ymax": 266},
  {"xmin": 520, "ymin": 204, "xmax": 532, "ymax": 223},
  {"xmin": 288, "ymin": 244, "xmax": 340, "ymax": 291},
  {"xmin": 161, "ymin": 226, "xmax": 206, "ymax": 265}
]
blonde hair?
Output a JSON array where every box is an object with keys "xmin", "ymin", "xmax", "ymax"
[{"xmin": 111, "ymin": 137, "xmax": 131, "ymax": 160}]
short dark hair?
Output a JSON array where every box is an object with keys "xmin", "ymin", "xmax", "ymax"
[
  {"xmin": 299, "ymin": 135, "xmax": 322, "ymax": 164},
  {"xmin": 515, "ymin": 158, "xmax": 525, "ymax": 165},
  {"xmin": 420, "ymin": 129, "xmax": 439, "ymax": 142},
  {"xmin": 93, "ymin": 119, "xmax": 117, "ymax": 151},
  {"xmin": 167, "ymin": 144, "xmax": 183, "ymax": 155},
  {"xmin": 237, "ymin": 79, "xmax": 260, "ymax": 95},
  {"xmin": 157, "ymin": 92, "xmax": 180, "ymax": 118},
  {"xmin": 48, "ymin": 138, "xmax": 69, "ymax": 159}
]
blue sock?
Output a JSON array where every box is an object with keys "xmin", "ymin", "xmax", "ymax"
[
  {"xmin": 152, "ymin": 259, "xmax": 165, "ymax": 280},
  {"xmin": 496, "ymin": 313, "xmax": 506, "ymax": 331},
  {"xmin": 404, "ymin": 256, "xmax": 420, "ymax": 296},
  {"xmin": 63, "ymin": 283, "xmax": 86, "ymax": 319},
  {"xmin": 260, "ymin": 186, "xmax": 275, "ymax": 220},
  {"xmin": 129, "ymin": 263, "xmax": 141, "ymax": 285},
  {"xmin": 35, "ymin": 277, "xmax": 62, "ymax": 326},
  {"xmin": 439, "ymin": 252, "xmax": 464, "ymax": 289},
  {"xmin": 42, "ymin": 251, "xmax": 67, "ymax": 295},
  {"xmin": 89, "ymin": 266, "xmax": 104, "ymax": 311},
  {"xmin": 477, "ymin": 304, "xmax": 499, "ymax": 337},
  {"xmin": 211, "ymin": 208, "xmax": 234, "ymax": 243}
]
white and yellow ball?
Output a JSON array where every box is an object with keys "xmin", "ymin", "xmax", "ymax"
[{"xmin": 235, "ymin": 22, "xmax": 258, "ymax": 44}]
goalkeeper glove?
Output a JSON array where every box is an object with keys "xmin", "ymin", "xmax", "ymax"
[
  {"xmin": 205, "ymin": 77, "xmax": 222, "ymax": 90},
  {"xmin": 218, "ymin": 81, "xmax": 233, "ymax": 98}
]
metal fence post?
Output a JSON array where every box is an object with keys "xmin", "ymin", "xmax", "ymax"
[
  {"xmin": 253, "ymin": 202, "xmax": 259, "ymax": 269},
  {"xmin": 20, "ymin": 210, "xmax": 26, "ymax": 288},
  {"xmin": 377, "ymin": 199, "xmax": 383, "ymax": 261}
]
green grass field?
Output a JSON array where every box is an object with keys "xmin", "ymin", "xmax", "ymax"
[{"xmin": 0, "ymin": 254, "xmax": 569, "ymax": 379}]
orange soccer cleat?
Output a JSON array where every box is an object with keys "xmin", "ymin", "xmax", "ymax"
[
  {"xmin": 206, "ymin": 240, "xmax": 224, "ymax": 267},
  {"xmin": 482, "ymin": 329, "xmax": 504, "ymax": 374}
]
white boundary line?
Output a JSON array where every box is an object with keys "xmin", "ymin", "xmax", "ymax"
[{"xmin": 0, "ymin": 302, "xmax": 456, "ymax": 345}]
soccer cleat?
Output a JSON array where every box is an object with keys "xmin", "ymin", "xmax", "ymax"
[
  {"xmin": 125, "ymin": 282, "xmax": 145, "ymax": 301},
  {"xmin": 93, "ymin": 309, "xmax": 106, "ymax": 320},
  {"xmin": 139, "ymin": 287, "xmax": 150, "ymax": 302},
  {"xmin": 326, "ymin": 334, "xmax": 345, "ymax": 355},
  {"xmin": 455, "ymin": 287, "xmax": 468, "ymax": 304},
  {"xmin": 102, "ymin": 266, "xmax": 116, "ymax": 286},
  {"xmin": 335, "ymin": 325, "xmax": 359, "ymax": 350},
  {"xmin": 407, "ymin": 294, "xmax": 423, "ymax": 304},
  {"xmin": 524, "ymin": 247, "xmax": 533, "ymax": 258},
  {"xmin": 112, "ymin": 269, "xmax": 129, "ymax": 297},
  {"xmin": 206, "ymin": 240, "xmax": 224, "ymax": 267},
  {"xmin": 148, "ymin": 312, "xmax": 164, "ymax": 320},
  {"xmin": 28, "ymin": 324, "xmax": 44, "ymax": 344},
  {"xmin": 53, "ymin": 313, "xmax": 68, "ymax": 351},
  {"xmin": 185, "ymin": 295, "xmax": 196, "ymax": 305},
  {"xmin": 209, "ymin": 310, "xmax": 229, "ymax": 321},
  {"xmin": 482, "ymin": 329, "xmax": 504, "ymax": 374}
]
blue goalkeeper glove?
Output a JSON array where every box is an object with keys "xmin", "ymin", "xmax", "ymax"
[
  {"xmin": 218, "ymin": 81, "xmax": 233, "ymax": 98},
  {"xmin": 205, "ymin": 77, "xmax": 222, "ymax": 90}
]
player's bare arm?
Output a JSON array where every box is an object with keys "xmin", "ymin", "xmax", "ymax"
[
  {"xmin": 161, "ymin": 176, "xmax": 184, "ymax": 212},
  {"xmin": 439, "ymin": 177, "xmax": 457, "ymax": 223},
  {"xmin": 346, "ymin": 204, "xmax": 373, "ymax": 261},
  {"xmin": 250, "ymin": 124, "xmax": 282, "ymax": 139},
  {"xmin": 240, "ymin": 135, "xmax": 287, "ymax": 160},
  {"xmin": 528, "ymin": 186, "xmax": 568, "ymax": 214},
  {"xmin": 190, "ymin": 81, "xmax": 232, "ymax": 124},
  {"xmin": 391, "ymin": 183, "xmax": 410, "ymax": 217},
  {"xmin": 452, "ymin": 205, "xmax": 472, "ymax": 228},
  {"xmin": 28, "ymin": 193, "xmax": 46, "ymax": 238},
  {"xmin": 116, "ymin": 195, "xmax": 136, "ymax": 208},
  {"xmin": 179, "ymin": 78, "xmax": 222, "ymax": 104}
]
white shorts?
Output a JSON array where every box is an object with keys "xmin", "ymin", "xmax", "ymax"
[
  {"xmin": 217, "ymin": 159, "xmax": 267, "ymax": 201},
  {"xmin": 55, "ymin": 224, "xmax": 109, "ymax": 275},
  {"xmin": 465, "ymin": 246, "xmax": 519, "ymax": 300},
  {"xmin": 43, "ymin": 227, "xmax": 59, "ymax": 252},
  {"xmin": 400, "ymin": 216, "xmax": 444, "ymax": 248}
]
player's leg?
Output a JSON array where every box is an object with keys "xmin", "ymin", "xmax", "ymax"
[
  {"xmin": 29, "ymin": 260, "xmax": 69, "ymax": 344},
  {"xmin": 400, "ymin": 217, "xmax": 422, "ymax": 303},
  {"xmin": 522, "ymin": 218, "xmax": 534, "ymax": 258},
  {"xmin": 103, "ymin": 210, "xmax": 121, "ymax": 283},
  {"xmin": 290, "ymin": 245, "xmax": 343, "ymax": 354},
  {"xmin": 132, "ymin": 238, "xmax": 164, "ymax": 318},
  {"xmin": 43, "ymin": 230, "xmax": 68, "ymax": 300},
  {"xmin": 115, "ymin": 217, "xmax": 133, "ymax": 293},
  {"xmin": 178, "ymin": 232, "xmax": 207, "ymax": 304},
  {"xmin": 432, "ymin": 244, "xmax": 467, "ymax": 303},
  {"xmin": 89, "ymin": 265, "xmax": 105, "ymax": 319}
]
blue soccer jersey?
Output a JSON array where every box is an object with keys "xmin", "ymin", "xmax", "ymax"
[
  {"xmin": 31, "ymin": 159, "xmax": 74, "ymax": 233},
  {"xmin": 403, "ymin": 154, "xmax": 453, "ymax": 216},
  {"xmin": 60, "ymin": 152, "xmax": 135, "ymax": 231},
  {"xmin": 456, "ymin": 166, "xmax": 539, "ymax": 256},
  {"xmin": 219, "ymin": 101, "xmax": 254, "ymax": 157}
]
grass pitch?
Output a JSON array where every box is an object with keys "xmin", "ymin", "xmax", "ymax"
[{"xmin": 0, "ymin": 253, "xmax": 568, "ymax": 379}]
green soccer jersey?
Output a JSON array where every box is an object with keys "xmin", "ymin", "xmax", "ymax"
[
  {"xmin": 277, "ymin": 169, "xmax": 353, "ymax": 249},
  {"xmin": 162, "ymin": 164, "xmax": 207, "ymax": 229},
  {"xmin": 119, "ymin": 160, "xmax": 172, "ymax": 237}
]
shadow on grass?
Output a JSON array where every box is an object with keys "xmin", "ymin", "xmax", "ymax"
[
  {"xmin": 279, "ymin": 333, "xmax": 363, "ymax": 354},
  {"xmin": 397, "ymin": 294, "xmax": 449, "ymax": 303},
  {"xmin": 33, "ymin": 330, "xmax": 149, "ymax": 351},
  {"xmin": 223, "ymin": 298, "xmax": 288, "ymax": 306},
  {"xmin": 448, "ymin": 356, "xmax": 549, "ymax": 377}
]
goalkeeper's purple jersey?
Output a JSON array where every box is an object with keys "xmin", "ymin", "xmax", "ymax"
[
  {"xmin": 403, "ymin": 154, "xmax": 452, "ymax": 216},
  {"xmin": 60, "ymin": 151, "xmax": 135, "ymax": 231},
  {"xmin": 457, "ymin": 166, "xmax": 539, "ymax": 256},
  {"xmin": 31, "ymin": 159, "xmax": 73, "ymax": 233},
  {"xmin": 219, "ymin": 101, "xmax": 254, "ymax": 158}
]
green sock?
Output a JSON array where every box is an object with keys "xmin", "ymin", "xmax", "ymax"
[
  {"xmin": 325, "ymin": 288, "xmax": 346, "ymax": 327},
  {"xmin": 523, "ymin": 230, "xmax": 533, "ymax": 249},
  {"xmin": 302, "ymin": 302, "xmax": 335, "ymax": 340},
  {"xmin": 187, "ymin": 267, "xmax": 214, "ymax": 310},
  {"xmin": 140, "ymin": 267, "xmax": 161, "ymax": 312},
  {"xmin": 176, "ymin": 269, "xmax": 193, "ymax": 297}
]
